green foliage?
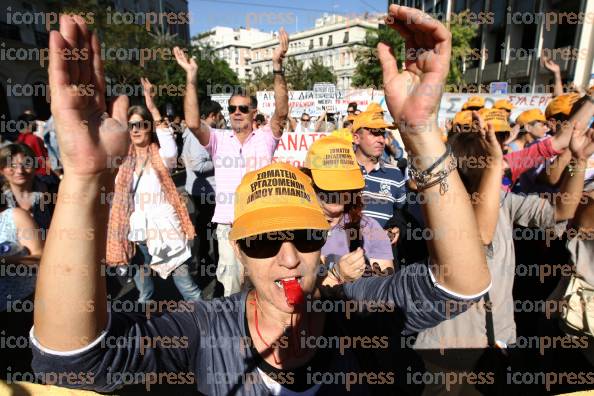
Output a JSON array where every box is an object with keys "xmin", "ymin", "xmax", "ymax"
[
  {"xmin": 352, "ymin": 26, "xmax": 404, "ymax": 89},
  {"xmin": 247, "ymin": 57, "xmax": 336, "ymax": 91},
  {"xmin": 448, "ymin": 11, "xmax": 479, "ymax": 87},
  {"xmin": 51, "ymin": 0, "xmax": 239, "ymax": 114},
  {"xmin": 352, "ymin": 14, "xmax": 478, "ymax": 90}
]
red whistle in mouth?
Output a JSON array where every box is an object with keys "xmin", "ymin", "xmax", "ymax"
[{"xmin": 280, "ymin": 278, "xmax": 304, "ymax": 306}]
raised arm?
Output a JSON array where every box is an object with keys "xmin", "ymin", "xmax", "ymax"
[
  {"xmin": 541, "ymin": 54, "xmax": 564, "ymax": 97},
  {"xmin": 140, "ymin": 77, "xmax": 163, "ymax": 122},
  {"xmin": 33, "ymin": 14, "xmax": 129, "ymax": 351},
  {"xmin": 554, "ymin": 124, "xmax": 594, "ymax": 221},
  {"xmin": 315, "ymin": 111, "xmax": 326, "ymax": 132},
  {"xmin": 174, "ymin": 46, "xmax": 210, "ymax": 146},
  {"xmin": 472, "ymin": 117, "xmax": 504, "ymax": 246},
  {"xmin": 378, "ymin": 5, "xmax": 490, "ymax": 295},
  {"xmin": 269, "ymin": 28, "xmax": 289, "ymax": 138}
]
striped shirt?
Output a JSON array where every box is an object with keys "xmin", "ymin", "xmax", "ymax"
[{"xmin": 359, "ymin": 160, "xmax": 407, "ymax": 228}]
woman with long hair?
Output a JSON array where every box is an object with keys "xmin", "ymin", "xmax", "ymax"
[
  {"xmin": 106, "ymin": 77, "xmax": 200, "ymax": 302},
  {"xmin": 0, "ymin": 143, "xmax": 58, "ymax": 232}
]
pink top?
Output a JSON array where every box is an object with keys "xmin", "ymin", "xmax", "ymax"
[
  {"xmin": 504, "ymin": 137, "xmax": 561, "ymax": 184},
  {"xmin": 204, "ymin": 125, "xmax": 280, "ymax": 224}
]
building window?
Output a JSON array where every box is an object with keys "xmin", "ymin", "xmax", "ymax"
[
  {"xmin": 319, "ymin": 37, "xmax": 323, "ymax": 46},
  {"xmin": 343, "ymin": 31, "xmax": 349, "ymax": 43},
  {"xmin": 327, "ymin": 35, "xmax": 333, "ymax": 46}
]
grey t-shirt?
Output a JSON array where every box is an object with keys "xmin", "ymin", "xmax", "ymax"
[
  {"xmin": 414, "ymin": 192, "xmax": 558, "ymax": 350},
  {"xmin": 31, "ymin": 263, "xmax": 487, "ymax": 395},
  {"xmin": 182, "ymin": 128, "xmax": 216, "ymax": 201}
]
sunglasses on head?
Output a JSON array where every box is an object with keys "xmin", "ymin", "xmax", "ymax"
[
  {"xmin": 237, "ymin": 230, "xmax": 327, "ymax": 259},
  {"xmin": 228, "ymin": 105, "xmax": 250, "ymax": 114},
  {"xmin": 128, "ymin": 120, "xmax": 151, "ymax": 130}
]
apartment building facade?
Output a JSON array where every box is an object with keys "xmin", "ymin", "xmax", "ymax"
[{"xmin": 388, "ymin": 0, "xmax": 594, "ymax": 93}]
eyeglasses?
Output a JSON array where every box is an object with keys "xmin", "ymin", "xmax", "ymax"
[
  {"xmin": 128, "ymin": 120, "xmax": 151, "ymax": 130},
  {"xmin": 301, "ymin": 118, "xmax": 310, "ymax": 122},
  {"xmin": 228, "ymin": 105, "xmax": 250, "ymax": 114},
  {"xmin": 347, "ymin": 110, "xmax": 355, "ymax": 114},
  {"xmin": 367, "ymin": 128, "xmax": 386, "ymax": 137},
  {"xmin": 4, "ymin": 162, "xmax": 34, "ymax": 171},
  {"xmin": 237, "ymin": 230, "xmax": 327, "ymax": 259}
]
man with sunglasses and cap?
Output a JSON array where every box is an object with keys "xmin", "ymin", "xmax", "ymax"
[
  {"xmin": 352, "ymin": 109, "xmax": 407, "ymax": 247},
  {"xmin": 31, "ymin": 8, "xmax": 491, "ymax": 394},
  {"xmin": 175, "ymin": 30, "xmax": 290, "ymax": 297}
]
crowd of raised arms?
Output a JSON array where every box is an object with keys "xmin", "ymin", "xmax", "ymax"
[{"xmin": 0, "ymin": 4, "xmax": 593, "ymax": 396}]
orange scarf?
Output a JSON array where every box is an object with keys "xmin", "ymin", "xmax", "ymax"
[{"xmin": 106, "ymin": 143, "xmax": 195, "ymax": 266}]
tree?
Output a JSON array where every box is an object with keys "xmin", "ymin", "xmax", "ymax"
[
  {"xmin": 352, "ymin": 26, "xmax": 404, "ymax": 89},
  {"xmin": 48, "ymin": 1, "xmax": 240, "ymax": 114},
  {"xmin": 246, "ymin": 57, "xmax": 336, "ymax": 91},
  {"xmin": 305, "ymin": 59, "xmax": 336, "ymax": 87},
  {"xmin": 352, "ymin": 12, "xmax": 478, "ymax": 90},
  {"xmin": 285, "ymin": 57, "xmax": 308, "ymax": 90},
  {"xmin": 447, "ymin": 11, "xmax": 479, "ymax": 88}
]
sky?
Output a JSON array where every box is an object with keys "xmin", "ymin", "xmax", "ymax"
[{"xmin": 188, "ymin": 0, "xmax": 388, "ymax": 37}]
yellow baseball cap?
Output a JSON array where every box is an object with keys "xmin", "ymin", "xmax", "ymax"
[
  {"xmin": 453, "ymin": 110, "xmax": 473, "ymax": 127},
  {"xmin": 516, "ymin": 109, "xmax": 547, "ymax": 126},
  {"xmin": 478, "ymin": 108, "xmax": 511, "ymax": 132},
  {"xmin": 365, "ymin": 102, "xmax": 384, "ymax": 114},
  {"xmin": 229, "ymin": 163, "xmax": 329, "ymax": 241},
  {"xmin": 330, "ymin": 128, "xmax": 353, "ymax": 143},
  {"xmin": 352, "ymin": 110, "xmax": 391, "ymax": 132},
  {"xmin": 462, "ymin": 96, "xmax": 485, "ymax": 110},
  {"xmin": 494, "ymin": 99, "xmax": 514, "ymax": 112},
  {"xmin": 304, "ymin": 135, "xmax": 364, "ymax": 191},
  {"xmin": 545, "ymin": 93, "xmax": 580, "ymax": 119}
]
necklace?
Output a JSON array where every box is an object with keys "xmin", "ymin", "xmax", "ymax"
[{"xmin": 252, "ymin": 291, "xmax": 310, "ymax": 365}]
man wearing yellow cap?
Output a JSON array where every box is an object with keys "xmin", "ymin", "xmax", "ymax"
[
  {"xmin": 462, "ymin": 95, "xmax": 485, "ymax": 111},
  {"xmin": 508, "ymin": 109, "xmax": 549, "ymax": 152},
  {"xmin": 351, "ymin": 110, "xmax": 406, "ymax": 242}
]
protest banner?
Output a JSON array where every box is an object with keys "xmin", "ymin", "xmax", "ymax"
[
  {"xmin": 314, "ymin": 83, "xmax": 337, "ymax": 114},
  {"xmin": 272, "ymin": 131, "xmax": 329, "ymax": 168}
]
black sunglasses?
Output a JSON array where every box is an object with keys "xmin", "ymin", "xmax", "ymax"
[
  {"xmin": 237, "ymin": 230, "xmax": 327, "ymax": 259},
  {"xmin": 228, "ymin": 105, "xmax": 250, "ymax": 114},
  {"xmin": 301, "ymin": 118, "xmax": 310, "ymax": 122},
  {"xmin": 128, "ymin": 120, "xmax": 151, "ymax": 130},
  {"xmin": 367, "ymin": 128, "xmax": 386, "ymax": 137}
]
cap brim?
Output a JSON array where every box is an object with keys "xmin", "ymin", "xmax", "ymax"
[
  {"xmin": 229, "ymin": 206, "xmax": 330, "ymax": 241},
  {"xmin": 311, "ymin": 168, "xmax": 365, "ymax": 191}
]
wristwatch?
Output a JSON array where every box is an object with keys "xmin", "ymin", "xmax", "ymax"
[{"xmin": 273, "ymin": 68, "xmax": 284, "ymax": 75}]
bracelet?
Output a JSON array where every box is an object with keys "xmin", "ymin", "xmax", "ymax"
[
  {"xmin": 329, "ymin": 266, "xmax": 344, "ymax": 284},
  {"xmin": 273, "ymin": 69, "xmax": 284, "ymax": 75},
  {"xmin": 408, "ymin": 145, "xmax": 457, "ymax": 195},
  {"xmin": 567, "ymin": 161, "xmax": 586, "ymax": 176}
]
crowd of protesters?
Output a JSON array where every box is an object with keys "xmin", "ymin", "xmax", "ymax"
[{"xmin": 0, "ymin": 4, "xmax": 593, "ymax": 395}]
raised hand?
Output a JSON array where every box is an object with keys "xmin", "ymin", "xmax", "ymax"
[
  {"xmin": 49, "ymin": 14, "xmax": 128, "ymax": 177},
  {"xmin": 272, "ymin": 27, "xmax": 289, "ymax": 68},
  {"xmin": 173, "ymin": 46, "xmax": 198, "ymax": 82},
  {"xmin": 541, "ymin": 54, "xmax": 561, "ymax": 74},
  {"xmin": 140, "ymin": 77, "xmax": 160, "ymax": 118},
  {"xmin": 377, "ymin": 5, "xmax": 451, "ymax": 132},
  {"xmin": 569, "ymin": 123, "xmax": 594, "ymax": 160}
]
